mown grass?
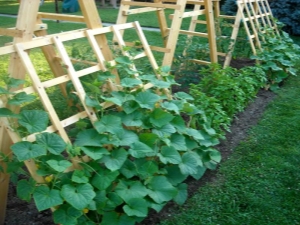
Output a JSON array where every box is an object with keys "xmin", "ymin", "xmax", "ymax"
[
  {"xmin": 160, "ymin": 74, "xmax": 300, "ymax": 225},
  {"xmin": 0, "ymin": 1, "xmax": 198, "ymax": 29}
]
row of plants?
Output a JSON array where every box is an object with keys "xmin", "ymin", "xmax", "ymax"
[
  {"xmin": 0, "ymin": 22, "xmax": 300, "ymax": 225},
  {"xmin": 0, "ymin": 55, "xmax": 221, "ymax": 225},
  {"xmin": 185, "ymin": 27, "xmax": 300, "ymax": 139}
]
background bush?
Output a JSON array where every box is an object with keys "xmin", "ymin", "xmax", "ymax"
[{"xmin": 221, "ymin": 0, "xmax": 300, "ymax": 35}]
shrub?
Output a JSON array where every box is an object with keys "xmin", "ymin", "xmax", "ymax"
[
  {"xmin": 251, "ymin": 30, "xmax": 300, "ymax": 90},
  {"xmin": 269, "ymin": 0, "xmax": 300, "ymax": 35},
  {"xmin": 190, "ymin": 64, "xmax": 266, "ymax": 137},
  {"xmin": 222, "ymin": 0, "xmax": 300, "ymax": 35}
]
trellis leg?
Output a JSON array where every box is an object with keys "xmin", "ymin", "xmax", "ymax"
[
  {"xmin": 223, "ymin": 8, "xmax": 243, "ymax": 67},
  {"xmin": 78, "ymin": 0, "xmax": 120, "ymax": 84},
  {"xmin": 204, "ymin": 0, "xmax": 218, "ymax": 63},
  {"xmin": 0, "ymin": 1, "xmax": 40, "ymax": 224},
  {"xmin": 0, "ymin": 122, "xmax": 13, "ymax": 225},
  {"xmin": 161, "ymin": 0, "xmax": 187, "ymax": 67}
]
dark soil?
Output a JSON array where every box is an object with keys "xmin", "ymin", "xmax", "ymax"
[{"xmin": 3, "ymin": 59, "xmax": 276, "ymax": 225}]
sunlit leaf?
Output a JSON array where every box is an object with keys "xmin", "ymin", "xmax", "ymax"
[{"xmin": 33, "ymin": 186, "xmax": 63, "ymax": 211}]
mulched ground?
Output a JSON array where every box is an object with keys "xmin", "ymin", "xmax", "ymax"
[{"xmin": 3, "ymin": 59, "xmax": 276, "ymax": 225}]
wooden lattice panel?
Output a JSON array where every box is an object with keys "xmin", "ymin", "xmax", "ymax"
[
  {"xmin": 117, "ymin": 0, "xmax": 218, "ymax": 66},
  {"xmin": 224, "ymin": 0, "xmax": 279, "ymax": 66}
]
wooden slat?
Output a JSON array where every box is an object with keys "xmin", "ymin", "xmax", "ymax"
[
  {"xmin": 122, "ymin": 1, "xmax": 182, "ymax": 10},
  {"xmin": 176, "ymin": 29, "xmax": 209, "ymax": 38},
  {"xmin": 38, "ymin": 12, "xmax": 85, "ymax": 22},
  {"xmin": 123, "ymin": 7, "xmax": 161, "ymax": 15},
  {"xmin": 219, "ymin": 15, "xmax": 236, "ymax": 19},
  {"xmin": 0, "ymin": 45, "xmax": 15, "ymax": 55},
  {"xmin": 169, "ymin": 9, "xmax": 206, "ymax": 19},
  {"xmin": 0, "ymin": 28, "xmax": 24, "ymax": 38},
  {"xmin": 190, "ymin": 59, "xmax": 211, "ymax": 65}
]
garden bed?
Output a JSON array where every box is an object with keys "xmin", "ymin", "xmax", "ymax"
[{"xmin": 4, "ymin": 87, "xmax": 276, "ymax": 225}]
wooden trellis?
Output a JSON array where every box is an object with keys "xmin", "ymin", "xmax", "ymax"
[
  {"xmin": 116, "ymin": 0, "xmax": 218, "ymax": 66},
  {"xmin": 223, "ymin": 0, "xmax": 279, "ymax": 67},
  {"xmin": 0, "ymin": 1, "xmax": 163, "ymax": 224}
]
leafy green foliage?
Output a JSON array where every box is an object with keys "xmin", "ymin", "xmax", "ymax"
[
  {"xmin": 2, "ymin": 53, "xmax": 220, "ymax": 225},
  {"xmin": 251, "ymin": 31, "xmax": 300, "ymax": 90},
  {"xmin": 190, "ymin": 64, "xmax": 266, "ymax": 137}
]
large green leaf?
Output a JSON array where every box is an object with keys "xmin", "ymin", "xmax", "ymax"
[
  {"xmin": 152, "ymin": 124, "xmax": 176, "ymax": 138},
  {"xmin": 120, "ymin": 159, "xmax": 137, "ymax": 179},
  {"xmin": 179, "ymin": 152, "xmax": 199, "ymax": 175},
  {"xmin": 36, "ymin": 133, "xmax": 66, "ymax": 155},
  {"xmin": 81, "ymin": 146, "xmax": 109, "ymax": 160},
  {"xmin": 208, "ymin": 149, "xmax": 222, "ymax": 163},
  {"xmin": 161, "ymin": 102, "xmax": 180, "ymax": 114},
  {"xmin": 75, "ymin": 129, "xmax": 108, "ymax": 147},
  {"xmin": 173, "ymin": 183, "xmax": 187, "ymax": 205},
  {"xmin": 101, "ymin": 212, "xmax": 136, "ymax": 225},
  {"xmin": 121, "ymin": 78, "xmax": 142, "ymax": 87},
  {"xmin": 61, "ymin": 183, "xmax": 96, "ymax": 210},
  {"xmin": 129, "ymin": 141, "xmax": 154, "ymax": 158},
  {"xmin": 17, "ymin": 178, "xmax": 36, "ymax": 201},
  {"xmin": 101, "ymin": 148, "xmax": 128, "ymax": 171},
  {"xmin": 46, "ymin": 159, "xmax": 72, "ymax": 172},
  {"xmin": 149, "ymin": 108, "xmax": 174, "ymax": 128},
  {"xmin": 123, "ymin": 198, "xmax": 148, "ymax": 217},
  {"xmin": 114, "ymin": 128, "xmax": 139, "ymax": 146},
  {"xmin": 72, "ymin": 170, "xmax": 89, "ymax": 184},
  {"xmin": 94, "ymin": 115, "xmax": 122, "ymax": 134},
  {"xmin": 18, "ymin": 110, "xmax": 49, "ymax": 134},
  {"xmin": 33, "ymin": 186, "xmax": 63, "ymax": 211},
  {"xmin": 135, "ymin": 159, "xmax": 159, "ymax": 179},
  {"xmin": 147, "ymin": 176, "xmax": 177, "ymax": 204},
  {"xmin": 115, "ymin": 56, "xmax": 132, "ymax": 65},
  {"xmin": 53, "ymin": 205, "xmax": 82, "ymax": 225},
  {"xmin": 170, "ymin": 116, "xmax": 186, "ymax": 133},
  {"xmin": 122, "ymin": 100, "xmax": 139, "ymax": 114},
  {"xmin": 191, "ymin": 166, "xmax": 207, "ymax": 180},
  {"xmin": 85, "ymin": 95, "xmax": 101, "ymax": 109},
  {"xmin": 91, "ymin": 168, "xmax": 119, "ymax": 190},
  {"xmin": 135, "ymin": 91, "xmax": 160, "ymax": 109},
  {"xmin": 0, "ymin": 108, "xmax": 20, "ymax": 118},
  {"xmin": 151, "ymin": 79, "xmax": 171, "ymax": 88},
  {"xmin": 165, "ymin": 165, "xmax": 188, "ymax": 186},
  {"xmin": 158, "ymin": 146, "xmax": 181, "ymax": 164},
  {"xmin": 121, "ymin": 111, "xmax": 143, "ymax": 127},
  {"xmin": 8, "ymin": 92, "xmax": 36, "ymax": 105},
  {"xmin": 139, "ymin": 133, "xmax": 158, "ymax": 148},
  {"xmin": 7, "ymin": 77, "xmax": 25, "ymax": 89},
  {"xmin": 0, "ymin": 87, "xmax": 12, "ymax": 94},
  {"xmin": 170, "ymin": 133, "xmax": 187, "ymax": 151},
  {"xmin": 11, "ymin": 141, "xmax": 47, "ymax": 161},
  {"xmin": 101, "ymin": 96, "xmax": 122, "ymax": 106},
  {"xmin": 185, "ymin": 128, "xmax": 205, "ymax": 140},
  {"xmin": 115, "ymin": 180, "xmax": 148, "ymax": 203},
  {"xmin": 174, "ymin": 92, "xmax": 194, "ymax": 100}
]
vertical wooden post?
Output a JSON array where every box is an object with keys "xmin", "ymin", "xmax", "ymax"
[
  {"xmin": 0, "ymin": 1, "xmax": 40, "ymax": 224},
  {"xmin": 161, "ymin": 0, "xmax": 186, "ymax": 67},
  {"xmin": 0, "ymin": 122, "xmax": 13, "ymax": 225},
  {"xmin": 8, "ymin": 0, "xmax": 40, "ymax": 85},
  {"xmin": 204, "ymin": 0, "xmax": 218, "ymax": 63},
  {"xmin": 78, "ymin": 0, "xmax": 120, "ymax": 83}
]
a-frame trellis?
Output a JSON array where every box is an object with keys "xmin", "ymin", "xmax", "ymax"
[
  {"xmin": 0, "ymin": 1, "xmax": 165, "ymax": 223},
  {"xmin": 223, "ymin": 0, "xmax": 280, "ymax": 66},
  {"xmin": 116, "ymin": 0, "xmax": 218, "ymax": 66}
]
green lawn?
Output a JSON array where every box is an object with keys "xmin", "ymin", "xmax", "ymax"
[
  {"xmin": 0, "ymin": 1, "xmax": 198, "ymax": 29},
  {"xmin": 160, "ymin": 74, "xmax": 300, "ymax": 225}
]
